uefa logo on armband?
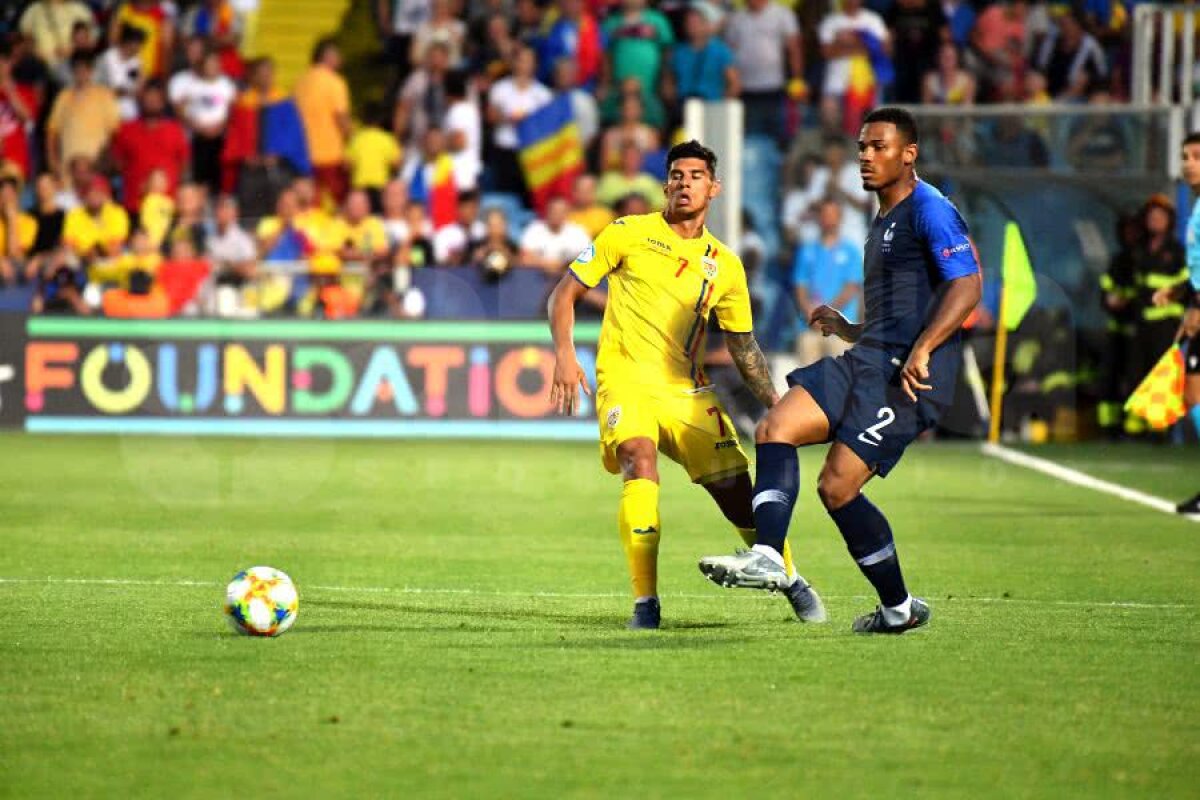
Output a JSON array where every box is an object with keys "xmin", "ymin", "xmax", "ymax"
[{"xmin": 576, "ymin": 244, "xmax": 595, "ymax": 264}]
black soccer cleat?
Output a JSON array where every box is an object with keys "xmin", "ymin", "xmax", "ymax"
[
  {"xmin": 1177, "ymin": 493, "xmax": 1200, "ymax": 516},
  {"xmin": 852, "ymin": 597, "xmax": 931, "ymax": 634},
  {"xmin": 628, "ymin": 597, "xmax": 661, "ymax": 630}
]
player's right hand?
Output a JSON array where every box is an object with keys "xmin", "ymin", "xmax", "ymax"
[
  {"xmin": 809, "ymin": 305, "xmax": 850, "ymax": 341},
  {"xmin": 550, "ymin": 355, "xmax": 592, "ymax": 416},
  {"xmin": 1151, "ymin": 286, "xmax": 1175, "ymax": 308}
]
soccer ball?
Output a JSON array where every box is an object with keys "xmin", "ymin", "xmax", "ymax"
[{"xmin": 224, "ymin": 566, "xmax": 299, "ymax": 637}]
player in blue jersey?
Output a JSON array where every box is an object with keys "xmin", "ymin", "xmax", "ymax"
[
  {"xmin": 1152, "ymin": 132, "xmax": 1200, "ymax": 515},
  {"xmin": 698, "ymin": 107, "xmax": 981, "ymax": 633}
]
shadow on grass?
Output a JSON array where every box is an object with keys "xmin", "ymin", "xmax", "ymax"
[{"xmin": 303, "ymin": 598, "xmax": 667, "ymax": 630}]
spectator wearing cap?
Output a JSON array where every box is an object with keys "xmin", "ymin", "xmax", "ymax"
[
  {"xmin": 45, "ymin": 51, "xmax": 120, "ymax": 179},
  {"xmin": 95, "ymin": 23, "xmax": 145, "ymax": 120},
  {"xmin": 62, "ymin": 175, "xmax": 130, "ymax": 266},
  {"xmin": 346, "ymin": 102, "xmax": 403, "ymax": 212},
  {"xmin": 110, "ymin": 80, "xmax": 189, "ymax": 216},
  {"xmin": 567, "ymin": 173, "xmax": 614, "ymax": 239},
  {"xmin": 0, "ymin": 172, "xmax": 37, "ymax": 286},
  {"xmin": 169, "ymin": 47, "xmax": 237, "ymax": 197},
  {"xmin": 519, "ymin": 196, "xmax": 591, "ymax": 275},
  {"xmin": 601, "ymin": 0, "xmax": 673, "ymax": 104},
  {"xmin": 294, "ymin": 38, "xmax": 352, "ymax": 207},
  {"xmin": 597, "ymin": 141, "xmax": 664, "ymax": 211},
  {"xmin": 725, "ymin": 0, "xmax": 802, "ymax": 140},
  {"xmin": 664, "ymin": 3, "xmax": 738, "ymax": 106},
  {"xmin": 18, "ymin": 0, "xmax": 96, "ymax": 74},
  {"xmin": 486, "ymin": 44, "xmax": 552, "ymax": 199}
]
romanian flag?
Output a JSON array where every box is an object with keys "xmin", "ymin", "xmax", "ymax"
[
  {"xmin": 409, "ymin": 154, "xmax": 457, "ymax": 230},
  {"xmin": 843, "ymin": 31, "xmax": 893, "ymax": 135},
  {"xmin": 1125, "ymin": 344, "xmax": 1187, "ymax": 430},
  {"xmin": 114, "ymin": 2, "xmax": 169, "ymax": 77},
  {"xmin": 220, "ymin": 89, "xmax": 312, "ymax": 193},
  {"xmin": 517, "ymin": 95, "xmax": 584, "ymax": 215}
]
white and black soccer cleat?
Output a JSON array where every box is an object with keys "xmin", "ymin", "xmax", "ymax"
[
  {"xmin": 698, "ymin": 548, "xmax": 792, "ymax": 592},
  {"xmin": 852, "ymin": 597, "xmax": 931, "ymax": 634},
  {"xmin": 783, "ymin": 576, "xmax": 828, "ymax": 623}
]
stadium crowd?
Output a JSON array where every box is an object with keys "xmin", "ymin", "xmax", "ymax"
[{"xmin": 0, "ymin": 0, "xmax": 1171, "ymax": 322}]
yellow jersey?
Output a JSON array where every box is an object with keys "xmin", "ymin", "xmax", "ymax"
[{"xmin": 570, "ymin": 212, "xmax": 753, "ymax": 392}]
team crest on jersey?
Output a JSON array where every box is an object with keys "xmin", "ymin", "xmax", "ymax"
[
  {"xmin": 882, "ymin": 222, "xmax": 897, "ymax": 253},
  {"xmin": 575, "ymin": 244, "xmax": 595, "ymax": 264},
  {"xmin": 607, "ymin": 406, "xmax": 621, "ymax": 429},
  {"xmin": 702, "ymin": 244, "xmax": 719, "ymax": 279}
]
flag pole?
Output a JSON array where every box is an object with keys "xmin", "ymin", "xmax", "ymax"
[{"xmin": 987, "ymin": 273, "xmax": 1010, "ymax": 444}]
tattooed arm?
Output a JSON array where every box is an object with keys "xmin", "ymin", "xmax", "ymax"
[{"xmin": 724, "ymin": 332, "xmax": 780, "ymax": 409}]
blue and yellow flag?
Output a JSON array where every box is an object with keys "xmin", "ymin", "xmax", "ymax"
[{"xmin": 517, "ymin": 95, "xmax": 584, "ymax": 215}]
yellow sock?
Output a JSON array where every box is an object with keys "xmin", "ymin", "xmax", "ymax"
[
  {"xmin": 619, "ymin": 478, "xmax": 661, "ymax": 598},
  {"xmin": 736, "ymin": 527, "xmax": 798, "ymax": 580}
]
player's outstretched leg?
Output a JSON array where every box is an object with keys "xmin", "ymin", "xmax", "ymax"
[
  {"xmin": 703, "ymin": 473, "xmax": 827, "ymax": 623},
  {"xmin": 698, "ymin": 388, "xmax": 830, "ymax": 598},
  {"xmin": 819, "ymin": 443, "xmax": 929, "ymax": 634},
  {"xmin": 616, "ymin": 438, "xmax": 663, "ymax": 630}
]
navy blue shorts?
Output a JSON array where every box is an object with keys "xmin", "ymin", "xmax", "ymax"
[{"xmin": 785, "ymin": 345, "xmax": 948, "ymax": 478}]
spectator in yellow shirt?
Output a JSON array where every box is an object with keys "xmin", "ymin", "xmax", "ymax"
[
  {"xmin": 62, "ymin": 175, "xmax": 130, "ymax": 265},
  {"xmin": 334, "ymin": 190, "xmax": 389, "ymax": 267},
  {"xmin": 0, "ymin": 173, "xmax": 38, "ymax": 286},
  {"xmin": 293, "ymin": 38, "xmax": 352, "ymax": 208},
  {"xmin": 345, "ymin": 102, "xmax": 402, "ymax": 213},
  {"xmin": 596, "ymin": 141, "xmax": 666, "ymax": 211},
  {"xmin": 137, "ymin": 168, "xmax": 174, "ymax": 248},
  {"xmin": 566, "ymin": 173, "xmax": 615, "ymax": 239}
]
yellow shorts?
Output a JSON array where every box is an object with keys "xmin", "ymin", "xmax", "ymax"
[{"xmin": 596, "ymin": 385, "xmax": 749, "ymax": 484}]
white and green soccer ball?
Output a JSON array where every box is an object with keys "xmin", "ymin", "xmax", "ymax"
[{"xmin": 224, "ymin": 566, "xmax": 299, "ymax": 637}]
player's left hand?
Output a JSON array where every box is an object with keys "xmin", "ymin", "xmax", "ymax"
[
  {"xmin": 899, "ymin": 349, "xmax": 933, "ymax": 403},
  {"xmin": 549, "ymin": 354, "xmax": 592, "ymax": 416}
]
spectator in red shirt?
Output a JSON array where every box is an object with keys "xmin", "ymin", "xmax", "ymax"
[
  {"xmin": 0, "ymin": 41, "xmax": 35, "ymax": 181},
  {"xmin": 110, "ymin": 79, "xmax": 189, "ymax": 214}
]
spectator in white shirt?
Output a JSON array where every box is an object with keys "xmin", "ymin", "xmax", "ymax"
[
  {"xmin": 486, "ymin": 44, "xmax": 552, "ymax": 198},
  {"xmin": 724, "ymin": 0, "xmax": 802, "ymax": 140},
  {"xmin": 96, "ymin": 24, "xmax": 146, "ymax": 120},
  {"xmin": 169, "ymin": 48, "xmax": 236, "ymax": 196},
  {"xmin": 432, "ymin": 190, "xmax": 486, "ymax": 265},
  {"xmin": 207, "ymin": 195, "xmax": 257, "ymax": 319},
  {"xmin": 818, "ymin": 0, "xmax": 890, "ymax": 133},
  {"xmin": 410, "ymin": 0, "xmax": 466, "ymax": 67},
  {"xmin": 443, "ymin": 70, "xmax": 481, "ymax": 192},
  {"xmin": 519, "ymin": 196, "xmax": 591, "ymax": 275},
  {"xmin": 781, "ymin": 137, "xmax": 872, "ymax": 246}
]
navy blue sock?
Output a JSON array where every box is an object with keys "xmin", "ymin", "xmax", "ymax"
[
  {"xmin": 828, "ymin": 494, "xmax": 908, "ymax": 607},
  {"xmin": 752, "ymin": 442, "xmax": 799, "ymax": 555}
]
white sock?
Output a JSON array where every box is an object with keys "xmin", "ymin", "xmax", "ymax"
[
  {"xmin": 635, "ymin": 596, "xmax": 657, "ymax": 604},
  {"xmin": 881, "ymin": 595, "xmax": 913, "ymax": 625},
  {"xmin": 751, "ymin": 544, "xmax": 786, "ymax": 568}
]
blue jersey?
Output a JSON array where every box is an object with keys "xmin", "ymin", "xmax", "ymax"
[
  {"xmin": 859, "ymin": 179, "xmax": 978, "ymax": 404},
  {"xmin": 1187, "ymin": 195, "xmax": 1200, "ymax": 291}
]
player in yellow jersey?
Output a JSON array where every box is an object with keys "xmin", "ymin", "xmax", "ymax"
[{"xmin": 547, "ymin": 140, "xmax": 827, "ymax": 629}]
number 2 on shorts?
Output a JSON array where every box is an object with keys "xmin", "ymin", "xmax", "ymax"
[
  {"xmin": 857, "ymin": 406, "xmax": 895, "ymax": 447},
  {"xmin": 706, "ymin": 406, "xmax": 727, "ymax": 437}
]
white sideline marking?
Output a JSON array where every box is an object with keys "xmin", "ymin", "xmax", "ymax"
[
  {"xmin": 0, "ymin": 576, "xmax": 1191, "ymax": 610},
  {"xmin": 981, "ymin": 442, "xmax": 1200, "ymax": 522}
]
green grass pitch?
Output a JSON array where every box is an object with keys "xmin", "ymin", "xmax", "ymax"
[{"xmin": 1, "ymin": 434, "xmax": 1198, "ymax": 798}]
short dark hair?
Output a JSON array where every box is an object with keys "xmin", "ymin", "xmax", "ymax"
[
  {"xmin": 69, "ymin": 49, "xmax": 95, "ymax": 69},
  {"xmin": 862, "ymin": 106, "xmax": 920, "ymax": 145},
  {"xmin": 311, "ymin": 37, "xmax": 338, "ymax": 65},
  {"xmin": 445, "ymin": 69, "xmax": 468, "ymax": 99},
  {"xmin": 1184, "ymin": 131, "xmax": 1200, "ymax": 147},
  {"xmin": 666, "ymin": 139, "xmax": 718, "ymax": 177}
]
